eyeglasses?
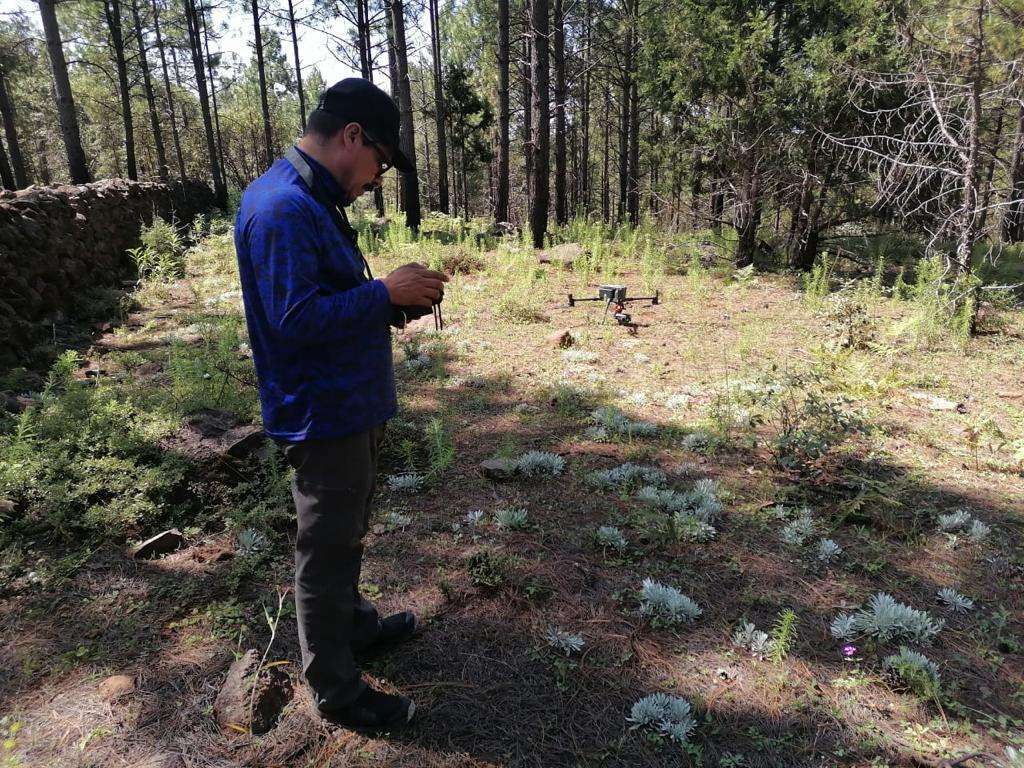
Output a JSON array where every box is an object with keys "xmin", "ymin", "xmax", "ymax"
[{"xmin": 361, "ymin": 128, "xmax": 393, "ymax": 176}]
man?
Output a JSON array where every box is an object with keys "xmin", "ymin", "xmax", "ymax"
[{"xmin": 234, "ymin": 78, "xmax": 447, "ymax": 731}]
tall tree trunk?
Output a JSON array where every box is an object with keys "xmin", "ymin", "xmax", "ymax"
[
  {"xmin": 626, "ymin": 78, "xmax": 639, "ymax": 224},
  {"xmin": 0, "ymin": 139, "xmax": 14, "ymax": 189},
  {"xmin": 522, "ymin": 24, "xmax": 532, "ymax": 216},
  {"xmin": 601, "ymin": 83, "xmax": 610, "ymax": 222},
  {"xmin": 428, "ymin": 0, "xmax": 449, "ymax": 213},
  {"xmin": 418, "ymin": 69, "xmax": 434, "ymax": 208},
  {"xmin": 617, "ymin": 72, "xmax": 629, "ymax": 220},
  {"xmin": 977, "ymin": 109, "xmax": 1003, "ymax": 233},
  {"xmin": 388, "ymin": 0, "xmax": 422, "ymax": 230},
  {"xmin": 104, "ymin": 0, "xmax": 137, "ymax": 180},
  {"xmin": 734, "ymin": 156, "xmax": 762, "ymax": 267},
  {"xmin": 552, "ymin": 0, "xmax": 566, "ymax": 224},
  {"xmin": 1001, "ymin": 101, "xmax": 1024, "ymax": 243},
  {"xmin": 130, "ymin": 0, "xmax": 168, "ymax": 181},
  {"xmin": 199, "ymin": 2, "xmax": 227, "ymax": 187},
  {"xmin": 0, "ymin": 69, "xmax": 28, "ymax": 187},
  {"xmin": 285, "ymin": 0, "xmax": 306, "ymax": 133},
  {"xmin": 355, "ymin": 0, "xmax": 385, "ymax": 217},
  {"xmin": 183, "ymin": 0, "xmax": 226, "ymax": 206},
  {"xmin": 953, "ymin": 0, "xmax": 985, "ymax": 275},
  {"xmin": 38, "ymin": 0, "xmax": 91, "ymax": 183},
  {"xmin": 495, "ymin": 0, "xmax": 510, "ymax": 223},
  {"xmin": 689, "ymin": 148, "xmax": 703, "ymax": 227},
  {"xmin": 251, "ymin": 0, "xmax": 275, "ymax": 168},
  {"xmin": 579, "ymin": 0, "xmax": 591, "ymax": 213},
  {"xmin": 527, "ymin": 0, "xmax": 549, "ymax": 247},
  {"xmin": 151, "ymin": 0, "xmax": 185, "ymax": 179}
]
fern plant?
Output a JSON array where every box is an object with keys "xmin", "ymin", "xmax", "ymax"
[{"xmin": 769, "ymin": 610, "xmax": 798, "ymax": 664}]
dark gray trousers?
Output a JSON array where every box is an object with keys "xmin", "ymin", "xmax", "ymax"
[{"xmin": 281, "ymin": 426, "xmax": 385, "ymax": 711}]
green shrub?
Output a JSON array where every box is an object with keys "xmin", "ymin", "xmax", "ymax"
[{"xmin": 130, "ymin": 217, "xmax": 186, "ymax": 281}]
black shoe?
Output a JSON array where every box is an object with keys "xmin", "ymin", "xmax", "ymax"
[
  {"xmin": 356, "ymin": 611, "xmax": 418, "ymax": 657},
  {"xmin": 318, "ymin": 685, "xmax": 416, "ymax": 732}
]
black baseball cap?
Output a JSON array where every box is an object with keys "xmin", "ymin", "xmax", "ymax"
[{"xmin": 313, "ymin": 78, "xmax": 413, "ymax": 174}]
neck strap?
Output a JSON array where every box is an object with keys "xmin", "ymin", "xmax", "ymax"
[{"xmin": 283, "ymin": 146, "xmax": 374, "ymax": 281}]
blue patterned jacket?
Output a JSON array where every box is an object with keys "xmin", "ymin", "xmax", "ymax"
[{"xmin": 234, "ymin": 148, "xmax": 396, "ymax": 441}]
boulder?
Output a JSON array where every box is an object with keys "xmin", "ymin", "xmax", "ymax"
[
  {"xmin": 479, "ymin": 458, "xmax": 517, "ymax": 482},
  {"xmin": 132, "ymin": 529, "xmax": 184, "ymax": 559},
  {"xmin": 539, "ymin": 242, "xmax": 583, "ymax": 269},
  {"xmin": 213, "ymin": 649, "xmax": 293, "ymax": 735},
  {"xmin": 98, "ymin": 674, "xmax": 136, "ymax": 701}
]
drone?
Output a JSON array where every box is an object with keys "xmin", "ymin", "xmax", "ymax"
[{"xmin": 567, "ymin": 284, "xmax": 661, "ymax": 328}]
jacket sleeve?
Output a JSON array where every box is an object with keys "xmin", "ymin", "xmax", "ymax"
[{"xmin": 245, "ymin": 191, "xmax": 392, "ymax": 343}]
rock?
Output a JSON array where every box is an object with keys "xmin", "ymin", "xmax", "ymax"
[
  {"xmin": 547, "ymin": 329, "xmax": 575, "ymax": 349},
  {"xmin": 909, "ymin": 391, "xmax": 964, "ymax": 412},
  {"xmin": 479, "ymin": 458, "xmax": 517, "ymax": 482},
  {"xmin": 0, "ymin": 499, "xmax": 14, "ymax": 515},
  {"xmin": 99, "ymin": 674, "xmax": 136, "ymax": 700},
  {"xmin": 132, "ymin": 529, "xmax": 184, "ymax": 559},
  {"xmin": 160, "ymin": 410, "xmax": 265, "ymax": 462},
  {"xmin": 214, "ymin": 649, "xmax": 293, "ymax": 735},
  {"xmin": 538, "ymin": 242, "xmax": 583, "ymax": 268}
]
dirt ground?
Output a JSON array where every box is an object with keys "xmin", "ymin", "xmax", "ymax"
[{"xmin": 1, "ymin": 237, "xmax": 1022, "ymax": 768}]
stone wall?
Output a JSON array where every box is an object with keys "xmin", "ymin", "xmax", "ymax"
[{"xmin": 0, "ymin": 179, "xmax": 217, "ymax": 365}]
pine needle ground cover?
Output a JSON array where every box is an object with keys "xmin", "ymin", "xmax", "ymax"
[{"xmin": 0, "ymin": 216, "xmax": 1022, "ymax": 767}]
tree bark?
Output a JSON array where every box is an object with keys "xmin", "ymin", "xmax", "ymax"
[
  {"xmin": 388, "ymin": 0, "xmax": 422, "ymax": 230},
  {"xmin": 1002, "ymin": 100, "xmax": 1024, "ymax": 243},
  {"xmin": 251, "ymin": 0, "xmax": 275, "ymax": 168},
  {"xmin": 601, "ymin": 83, "xmax": 610, "ymax": 221},
  {"xmin": 151, "ymin": 0, "xmax": 185, "ymax": 179},
  {"xmin": 130, "ymin": 0, "xmax": 168, "ymax": 181},
  {"xmin": 617, "ymin": 67, "xmax": 629, "ymax": 220},
  {"xmin": 953, "ymin": 0, "xmax": 985, "ymax": 275},
  {"xmin": 183, "ymin": 0, "xmax": 226, "ymax": 206},
  {"xmin": 495, "ymin": 0, "xmax": 510, "ymax": 223},
  {"xmin": 285, "ymin": 0, "xmax": 306, "ymax": 133},
  {"xmin": 579, "ymin": 0, "xmax": 591, "ymax": 213},
  {"xmin": 0, "ymin": 138, "xmax": 14, "ymax": 189},
  {"xmin": 626, "ymin": 78, "xmax": 639, "ymax": 225},
  {"xmin": 0, "ymin": 69, "xmax": 28, "ymax": 187},
  {"xmin": 38, "ymin": 0, "xmax": 91, "ymax": 183},
  {"xmin": 198, "ymin": 1, "xmax": 228, "ymax": 188},
  {"xmin": 522, "ymin": 23, "xmax": 532, "ymax": 215},
  {"xmin": 429, "ymin": 0, "xmax": 449, "ymax": 213},
  {"xmin": 528, "ymin": 0, "xmax": 549, "ymax": 247},
  {"xmin": 734, "ymin": 156, "xmax": 762, "ymax": 267},
  {"xmin": 104, "ymin": 0, "xmax": 137, "ymax": 180},
  {"xmin": 552, "ymin": 0, "xmax": 566, "ymax": 224}
]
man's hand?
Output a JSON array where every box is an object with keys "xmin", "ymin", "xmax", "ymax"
[{"xmin": 381, "ymin": 263, "xmax": 449, "ymax": 308}]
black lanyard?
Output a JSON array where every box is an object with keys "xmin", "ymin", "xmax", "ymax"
[{"xmin": 283, "ymin": 146, "xmax": 375, "ymax": 282}]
